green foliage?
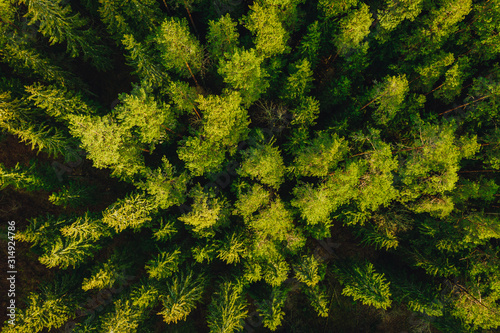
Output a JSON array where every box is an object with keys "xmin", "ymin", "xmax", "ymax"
[
  {"xmin": 318, "ymin": 0, "xmax": 358, "ymax": 18},
  {"xmin": 207, "ymin": 14, "xmax": 240, "ymax": 60},
  {"xmin": 158, "ymin": 270, "xmax": 205, "ymax": 324},
  {"xmin": 3, "ymin": 277, "xmax": 80, "ymax": 333},
  {"xmin": 233, "ymin": 183, "xmax": 270, "ymax": 219},
  {"xmin": 256, "ymin": 287, "xmax": 289, "ymax": 331},
  {"xmin": 60, "ymin": 213, "xmax": 112, "ymax": 242},
  {"xmin": 145, "ymin": 249, "xmax": 182, "ymax": 280},
  {"xmin": 297, "ymin": 21, "xmax": 321, "ymax": 68},
  {"xmin": 294, "ymin": 255, "xmax": 322, "ymax": 287},
  {"xmin": 207, "ymin": 280, "xmax": 248, "ymax": 333},
  {"xmin": 156, "ymin": 17, "xmax": 203, "ymax": 79},
  {"xmin": 102, "ymin": 193, "xmax": 155, "ymax": 232},
  {"xmin": 25, "ymin": 83, "xmax": 96, "ymax": 120},
  {"xmin": 368, "ymin": 75, "xmax": 409, "ymax": 125},
  {"xmin": 178, "ymin": 185, "xmax": 229, "ymax": 237},
  {"xmin": 292, "ymin": 132, "xmax": 348, "ymax": 177},
  {"xmin": 49, "ymin": 181, "xmax": 95, "ymax": 208},
  {"xmin": 303, "ymin": 284, "xmax": 329, "ymax": 317},
  {"xmin": 218, "ymin": 49, "xmax": 269, "ymax": 106},
  {"xmin": 21, "ymin": 0, "xmax": 110, "ymax": 69},
  {"xmin": 333, "ymin": 3, "xmax": 373, "ymax": 57},
  {"xmin": 39, "ymin": 236, "xmax": 99, "ymax": 269},
  {"xmin": 244, "ymin": 2, "xmax": 289, "ymax": 57},
  {"xmin": 281, "ymin": 59, "xmax": 314, "ymax": 103},
  {"xmin": 333, "ymin": 261, "xmax": 392, "ymax": 310},
  {"xmin": 377, "ymin": 0, "xmax": 423, "ymax": 35},
  {"xmin": 137, "ymin": 157, "xmax": 189, "ymax": 210},
  {"xmin": 238, "ymin": 141, "xmax": 286, "ymax": 190},
  {"xmin": 81, "ymin": 255, "xmax": 130, "ymax": 291},
  {"xmin": 0, "ymin": 162, "xmax": 45, "ymax": 191}
]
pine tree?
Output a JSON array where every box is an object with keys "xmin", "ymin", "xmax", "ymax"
[
  {"xmin": 377, "ymin": 0, "xmax": 423, "ymax": 37},
  {"xmin": 49, "ymin": 181, "xmax": 95, "ymax": 208},
  {"xmin": 217, "ymin": 48, "xmax": 269, "ymax": 106},
  {"xmin": 158, "ymin": 270, "xmax": 205, "ymax": 324},
  {"xmin": 20, "ymin": 0, "xmax": 111, "ymax": 70},
  {"xmin": 233, "ymin": 182, "xmax": 271, "ymax": 220},
  {"xmin": 102, "ymin": 193, "xmax": 155, "ymax": 233},
  {"xmin": 155, "ymin": 17, "xmax": 203, "ymax": 83},
  {"xmin": 38, "ymin": 236, "xmax": 100, "ymax": 269},
  {"xmin": 244, "ymin": 2, "xmax": 289, "ymax": 57},
  {"xmin": 238, "ymin": 141, "xmax": 286, "ymax": 190},
  {"xmin": 0, "ymin": 162, "xmax": 45, "ymax": 191},
  {"xmin": 334, "ymin": 261, "xmax": 392, "ymax": 310},
  {"xmin": 145, "ymin": 249, "xmax": 182, "ymax": 280},
  {"xmin": 292, "ymin": 132, "xmax": 348, "ymax": 177},
  {"xmin": 217, "ymin": 230, "xmax": 247, "ymax": 264},
  {"xmin": 68, "ymin": 113, "xmax": 146, "ymax": 180},
  {"xmin": 303, "ymin": 284, "xmax": 329, "ymax": 317},
  {"xmin": 318, "ymin": 0, "xmax": 358, "ymax": 18},
  {"xmin": 3, "ymin": 277, "xmax": 81, "ymax": 333},
  {"xmin": 59, "ymin": 212, "xmax": 112, "ymax": 242},
  {"xmin": 281, "ymin": 59, "xmax": 314, "ymax": 103},
  {"xmin": 207, "ymin": 14, "xmax": 240, "ymax": 61},
  {"xmin": 207, "ymin": 280, "xmax": 248, "ymax": 333},
  {"xmin": 297, "ymin": 21, "xmax": 322, "ymax": 69},
  {"xmin": 256, "ymin": 287, "xmax": 289, "ymax": 331},
  {"xmin": 81, "ymin": 254, "xmax": 131, "ymax": 291},
  {"xmin": 365, "ymin": 74, "xmax": 409, "ymax": 125},
  {"xmin": 122, "ymin": 34, "xmax": 168, "ymax": 88},
  {"xmin": 25, "ymin": 83, "xmax": 97, "ymax": 120},
  {"xmin": 333, "ymin": 3, "xmax": 373, "ymax": 57},
  {"xmin": 178, "ymin": 185, "xmax": 229, "ymax": 237},
  {"xmin": 294, "ymin": 255, "xmax": 322, "ymax": 287},
  {"xmin": 137, "ymin": 157, "xmax": 189, "ymax": 210}
]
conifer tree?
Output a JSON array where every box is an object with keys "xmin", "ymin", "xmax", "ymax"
[
  {"xmin": 377, "ymin": 0, "xmax": 423, "ymax": 37},
  {"xmin": 244, "ymin": 2, "xmax": 289, "ymax": 57},
  {"xmin": 207, "ymin": 14, "xmax": 240, "ymax": 61},
  {"xmin": 256, "ymin": 287, "xmax": 289, "ymax": 331},
  {"xmin": 122, "ymin": 34, "xmax": 168, "ymax": 88},
  {"xmin": 25, "ymin": 83, "xmax": 97, "ymax": 120},
  {"xmin": 303, "ymin": 284, "xmax": 329, "ymax": 317},
  {"xmin": 207, "ymin": 280, "xmax": 248, "ymax": 333},
  {"xmin": 0, "ymin": 162, "xmax": 45, "ymax": 191},
  {"xmin": 156, "ymin": 17, "xmax": 203, "ymax": 83},
  {"xmin": 145, "ymin": 249, "xmax": 182, "ymax": 280},
  {"xmin": 318, "ymin": 0, "xmax": 358, "ymax": 18},
  {"xmin": 178, "ymin": 185, "xmax": 229, "ymax": 237},
  {"xmin": 294, "ymin": 255, "xmax": 322, "ymax": 287},
  {"xmin": 81, "ymin": 254, "xmax": 131, "ymax": 291},
  {"xmin": 281, "ymin": 59, "xmax": 314, "ymax": 103},
  {"xmin": 292, "ymin": 132, "xmax": 348, "ymax": 177},
  {"xmin": 365, "ymin": 75, "xmax": 409, "ymax": 125},
  {"xmin": 333, "ymin": 3, "xmax": 373, "ymax": 57},
  {"xmin": 20, "ymin": 0, "xmax": 111, "ymax": 70},
  {"xmin": 333, "ymin": 261, "xmax": 392, "ymax": 310},
  {"xmin": 158, "ymin": 270, "xmax": 205, "ymax": 324},
  {"xmin": 38, "ymin": 236, "xmax": 99, "ymax": 269},
  {"xmin": 59, "ymin": 212, "xmax": 112, "ymax": 242},
  {"xmin": 238, "ymin": 141, "xmax": 286, "ymax": 190},
  {"xmin": 102, "ymin": 193, "xmax": 155, "ymax": 233},
  {"xmin": 218, "ymin": 49, "xmax": 269, "ymax": 106},
  {"xmin": 3, "ymin": 277, "xmax": 81, "ymax": 333}
]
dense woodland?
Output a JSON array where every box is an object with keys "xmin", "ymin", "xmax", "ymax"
[{"xmin": 1, "ymin": 0, "xmax": 500, "ymax": 332}]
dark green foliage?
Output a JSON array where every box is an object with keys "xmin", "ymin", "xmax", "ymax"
[{"xmin": 3, "ymin": 0, "xmax": 500, "ymax": 331}]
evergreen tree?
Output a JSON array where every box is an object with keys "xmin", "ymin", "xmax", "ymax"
[
  {"xmin": 256, "ymin": 287, "xmax": 289, "ymax": 331},
  {"xmin": 333, "ymin": 3, "xmax": 373, "ymax": 57},
  {"xmin": 207, "ymin": 14, "xmax": 240, "ymax": 61},
  {"xmin": 20, "ymin": 0, "xmax": 111, "ymax": 70},
  {"xmin": 145, "ymin": 249, "xmax": 182, "ymax": 280},
  {"xmin": 244, "ymin": 2, "xmax": 289, "ymax": 57},
  {"xmin": 238, "ymin": 141, "xmax": 286, "ymax": 190},
  {"xmin": 38, "ymin": 236, "xmax": 99, "ymax": 269},
  {"xmin": 178, "ymin": 184, "xmax": 229, "ymax": 237},
  {"xmin": 365, "ymin": 75, "xmax": 409, "ymax": 125},
  {"xmin": 102, "ymin": 193, "xmax": 155, "ymax": 232},
  {"xmin": 156, "ymin": 17, "xmax": 203, "ymax": 82},
  {"xmin": 333, "ymin": 261, "xmax": 392, "ymax": 310},
  {"xmin": 158, "ymin": 270, "xmax": 205, "ymax": 324},
  {"xmin": 207, "ymin": 280, "xmax": 248, "ymax": 333},
  {"xmin": 218, "ymin": 49, "xmax": 269, "ymax": 106}
]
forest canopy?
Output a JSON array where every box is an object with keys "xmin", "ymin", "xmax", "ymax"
[{"xmin": 1, "ymin": 0, "xmax": 500, "ymax": 332}]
